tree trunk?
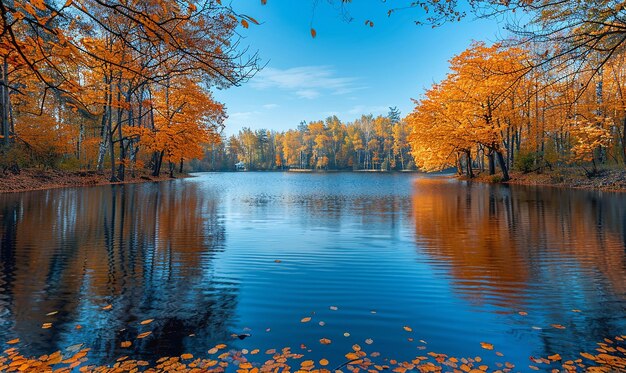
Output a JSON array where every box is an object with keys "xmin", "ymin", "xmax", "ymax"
[
  {"xmin": 465, "ymin": 150, "xmax": 474, "ymax": 178},
  {"xmin": 487, "ymin": 151, "xmax": 495, "ymax": 175},
  {"xmin": 496, "ymin": 150, "xmax": 510, "ymax": 181},
  {"xmin": 1, "ymin": 56, "xmax": 10, "ymax": 148}
]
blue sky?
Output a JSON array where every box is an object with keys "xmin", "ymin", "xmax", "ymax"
[{"xmin": 215, "ymin": 1, "xmax": 505, "ymax": 135}]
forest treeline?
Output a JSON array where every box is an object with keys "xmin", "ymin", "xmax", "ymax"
[
  {"xmin": 407, "ymin": 41, "xmax": 626, "ymax": 181},
  {"xmin": 1, "ymin": 0, "xmax": 626, "ymax": 183},
  {"xmin": 405, "ymin": 1, "xmax": 626, "ymax": 181},
  {"xmin": 190, "ymin": 108, "xmax": 416, "ymax": 171},
  {"xmin": 0, "ymin": 0, "xmax": 258, "ymax": 180}
]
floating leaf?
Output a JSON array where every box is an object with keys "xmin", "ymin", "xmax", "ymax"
[
  {"xmin": 6, "ymin": 338, "xmax": 20, "ymax": 345},
  {"xmin": 365, "ymin": 338, "xmax": 374, "ymax": 345},
  {"xmin": 319, "ymin": 338, "xmax": 332, "ymax": 345},
  {"xmin": 102, "ymin": 304, "xmax": 112, "ymax": 310},
  {"xmin": 480, "ymin": 342, "xmax": 494, "ymax": 350},
  {"xmin": 140, "ymin": 319, "xmax": 154, "ymax": 325},
  {"xmin": 344, "ymin": 332, "xmax": 350, "ymax": 337},
  {"xmin": 330, "ymin": 306, "xmax": 338, "ymax": 311},
  {"xmin": 551, "ymin": 324, "xmax": 566, "ymax": 329},
  {"xmin": 403, "ymin": 326, "xmax": 413, "ymax": 332},
  {"xmin": 137, "ymin": 331, "xmax": 152, "ymax": 339},
  {"xmin": 120, "ymin": 341, "xmax": 131, "ymax": 348},
  {"xmin": 548, "ymin": 353, "xmax": 562, "ymax": 361},
  {"xmin": 42, "ymin": 323, "xmax": 52, "ymax": 329},
  {"xmin": 46, "ymin": 311, "xmax": 58, "ymax": 316},
  {"xmin": 319, "ymin": 358, "xmax": 329, "ymax": 366},
  {"xmin": 301, "ymin": 317, "xmax": 311, "ymax": 323},
  {"xmin": 518, "ymin": 311, "xmax": 528, "ymax": 316},
  {"xmin": 181, "ymin": 353, "xmax": 193, "ymax": 359}
]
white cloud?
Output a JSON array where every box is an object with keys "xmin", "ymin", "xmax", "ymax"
[
  {"xmin": 228, "ymin": 111, "xmax": 258, "ymax": 123},
  {"xmin": 250, "ymin": 66, "xmax": 363, "ymax": 99},
  {"xmin": 347, "ymin": 105, "xmax": 390, "ymax": 116}
]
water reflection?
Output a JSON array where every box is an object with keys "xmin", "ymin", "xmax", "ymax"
[
  {"xmin": 412, "ymin": 178, "xmax": 626, "ymax": 358},
  {"xmin": 0, "ymin": 182, "xmax": 236, "ymax": 363},
  {"xmin": 0, "ymin": 173, "xmax": 624, "ymax": 370}
]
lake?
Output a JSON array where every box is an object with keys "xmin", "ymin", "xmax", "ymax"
[{"xmin": 0, "ymin": 172, "xmax": 624, "ymax": 371}]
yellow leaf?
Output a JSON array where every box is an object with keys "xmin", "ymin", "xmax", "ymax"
[
  {"xmin": 137, "ymin": 331, "xmax": 152, "ymax": 339},
  {"xmin": 319, "ymin": 338, "xmax": 332, "ymax": 345},
  {"xmin": 403, "ymin": 326, "xmax": 412, "ymax": 332},
  {"xmin": 6, "ymin": 338, "xmax": 20, "ymax": 345},
  {"xmin": 301, "ymin": 317, "xmax": 311, "ymax": 323},
  {"xmin": 319, "ymin": 359, "xmax": 329, "ymax": 366},
  {"xmin": 181, "ymin": 353, "xmax": 193, "ymax": 359},
  {"xmin": 120, "ymin": 341, "xmax": 131, "ymax": 348},
  {"xmin": 140, "ymin": 319, "xmax": 154, "ymax": 325},
  {"xmin": 310, "ymin": 28, "xmax": 317, "ymax": 38},
  {"xmin": 480, "ymin": 342, "xmax": 494, "ymax": 350}
]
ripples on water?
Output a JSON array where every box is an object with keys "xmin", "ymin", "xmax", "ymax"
[{"xmin": 0, "ymin": 172, "xmax": 624, "ymax": 369}]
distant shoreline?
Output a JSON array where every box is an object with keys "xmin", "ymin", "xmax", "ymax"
[{"xmin": 2, "ymin": 167, "xmax": 625, "ymax": 194}]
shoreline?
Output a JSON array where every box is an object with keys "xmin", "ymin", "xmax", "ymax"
[
  {"xmin": 0, "ymin": 169, "xmax": 190, "ymax": 194},
  {"xmin": 2, "ymin": 168, "xmax": 626, "ymax": 194},
  {"xmin": 460, "ymin": 168, "xmax": 626, "ymax": 193}
]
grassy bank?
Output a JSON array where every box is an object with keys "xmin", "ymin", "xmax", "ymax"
[{"xmin": 0, "ymin": 169, "xmax": 187, "ymax": 194}]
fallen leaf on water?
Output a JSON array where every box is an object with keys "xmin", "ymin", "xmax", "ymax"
[
  {"xmin": 102, "ymin": 305, "xmax": 112, "ymax": 310},
  {"xmin": 301, "ymin": 360, "xmax": 314, "ymax": 368},
  {"xmin": 548, "ymin": 353, "xmax": 561, "ymax": 361},
  {"xmin": 265, "ymin": 349, "xmax": 276, "ymax": 354},
  {"xmin": 518, "ymin": 311, "xmax": 528, "ymax": 316},
  {"xmin": 371, "ymin": 352, "xmax": 380, "ymax": 357},
  {"xmin": 330, "ymin": 306, "xmax": 338, "ymax": 311},
  {"xmin": 120, "ymin": 341, "xmax": 131, "ymax": 348},
  {"xmin": 137, "ymin": 331, "xmax": 152, "ymax": 339},
  {"xmin": 403, "ymin": 326, "xmax": 413, "ymax": 332},
  {"xmin": 480, "ymin": 342, "xmax": 494, "ymax": 350},
  {"xmin": 319, "ymin": 358, "xmax": 329, "ymax": 366},
  {"xmin": 42, "ymin": 323, "xmax": 52, "ymax": 329},
  {"xmin": 529, "ymin": 365, "xmax": 539, "ymax": 370},
  {"xmin": 365, "ymin": 338, "xmax": 374, "ymax": 345},
  {"xmin": 140, "ymin": 319, "xmax": 154, "ymax": 325},
  {"xmin": 251, "ymin": 349, "xmax": 259, "ymax": 354},
  {"xmin": 208, "ymin": 347, "xmax": 219, "ymax": 354},
  {"xmin": 301, "ymin": 317, "xmax": 311, "ymax": 323},
  {"xmin": 6, "ymin": 338, "xmax": 20, "ymax": 345},
  {"xmin": 320, "ymin": 338, "xmax": 332, "ymax": 345},
  {"xmin": 344, "ymin": 332, "xmax": 350, "ymax": 337},
  {"xmin": 370, "ymin": 310, "xmax": 377, "ymax": 314},
  {"xmin": 572, "ymin": 309, "xmax": 581, "ymax": 313},
  {"xmin": 46, "ymin": 311, "xmax": 58, "ymax": 316},
  {"xmin": 274, "ymin": 260, "xmax": 281, "ymax": 263},
  {"xmin": 551, "ymin": 324, "xmax": 566, "ymax": 329},
  {"xmin": 496, "ymin": 351, "xmax": 504, "ymax": 357},
  {"xmin": 181, "ymin": 353, "xmax": 193, "ymax": 359},
  {"xmin": 532, "ymin": 326, "xmax": 542, "ymax": 330},
  {"xmin": 319, "ymin": 321, "xmax": 326, "ymax": 326}
]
